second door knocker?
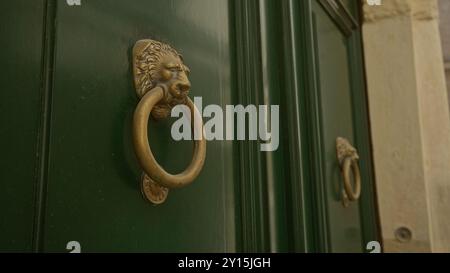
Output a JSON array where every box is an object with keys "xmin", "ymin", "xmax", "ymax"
[{"xmin": 336, "ymin": 137, "xmax": 361, "ymax": 207}]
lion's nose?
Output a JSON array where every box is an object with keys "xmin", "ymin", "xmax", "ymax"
[{"xmin": 177, "ymin": 82, "xmax": 190, "ymax": 93}]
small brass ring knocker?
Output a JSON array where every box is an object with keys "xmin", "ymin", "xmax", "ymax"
[
  {"xmin": 336, "ymin": 137, "xmax": 361, "ymax": 207},
  {"xmin": 342, "ymin": 156, "xmax": 361, "ymax": 202},
  {"xmin": 132, "ymin": 39, "xmax": 206, "ymax": 205}
]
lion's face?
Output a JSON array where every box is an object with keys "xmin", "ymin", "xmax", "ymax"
[
  {"xmin": 157, "ymin": 54, "xmax": 191, "ymax": 101},
  {"xmin": 133, "ymin": 39, "xmax": 192, "ymax": 119}
]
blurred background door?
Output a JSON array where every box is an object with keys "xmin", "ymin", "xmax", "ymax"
[{"xmin": 306, "ymin": 0, "xmax": 379, "ymax": 252}]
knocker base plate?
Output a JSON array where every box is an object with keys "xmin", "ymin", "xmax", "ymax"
[{"xmin": 141, "ymin": 173, "xmax": 169, "ymax": 205}]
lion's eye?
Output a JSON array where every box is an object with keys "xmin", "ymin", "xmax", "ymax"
[
  {"xmin": 165, "ymin": 63, "xmax": 184, "ymax": 73},
  {"xmin": 165, "ymin": 63, "xmax": 177, "ymax": 71}
]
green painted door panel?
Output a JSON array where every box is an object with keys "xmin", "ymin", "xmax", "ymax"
[
  {"xmin": 0, "ymin": 1, "xmax": 46, "ymax": 252},
  {"xmin": 42, "ymin": 0, "xmax": 236, "ymax": 252},
  {"xmin": 311, "ymin": 1, "xmax": 363, "ymax": 252}
]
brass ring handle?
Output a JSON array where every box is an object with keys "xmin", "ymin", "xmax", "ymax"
[
  {"xmin": 133, "ymin": 86, "xmax": 206, "ymax": 189},
  {"xmin": 131, "ymin": 39, "xmax": 206, "ymax": 204},
  {"xmin": 342, "ymin": 156, "xmax": 361, "ymax": 201},
  {"xmin": 336, "ymin": 137, "xmax": 361, "ymax": 207}
]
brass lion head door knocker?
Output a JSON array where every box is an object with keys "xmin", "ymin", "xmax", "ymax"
[
  {"xmin": 132, "ymin": 39, "xmax": 206, "ymax": 205},
  {"xmin": 336, "ymin": 137, "xmax": 361, "ymax": 207}
]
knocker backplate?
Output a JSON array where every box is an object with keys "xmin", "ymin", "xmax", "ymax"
[{"xmin": 141, "ymin": 173, "xmax": 169, "ymax": 205}]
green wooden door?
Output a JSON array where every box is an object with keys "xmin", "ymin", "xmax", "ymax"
[
  {"xmin": 0, "ymin": 0, "xmax": 378, "ymax": 253},
  {"xmin": 0, "ymin": 0, "xmax": 47, "ymax": 252}
]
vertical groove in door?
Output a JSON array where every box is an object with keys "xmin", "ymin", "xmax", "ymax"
[
  {"xmin": 32, "ymin": 0, "xmax": 57, "ymax": 253},
  {"xmin": 310, "ymin": 12, "xmax": 331, "ymax": 252},
  {"xmin": 231, "ymin": 0, "xmax": 270, "ymax": 252}
]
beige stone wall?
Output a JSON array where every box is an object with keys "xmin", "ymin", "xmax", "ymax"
[
  {"xmin": 362, "ymin": 0, "xmax": 450, "ymax": 252},
  {"xmin": 446, "ymin": 69, "xmax": 450, "ymax": 110},
  {"xmin": 438, "ymin": 0, "xmax": 450, "ymax": 110}
]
